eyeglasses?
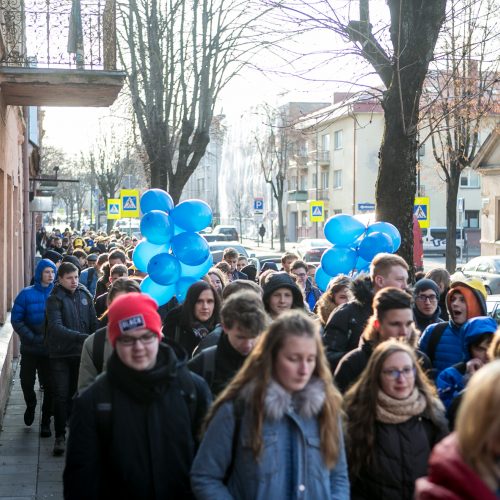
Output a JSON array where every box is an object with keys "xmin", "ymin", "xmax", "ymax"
[
  {"xmin": 293, "ymin": 272, "xmax": 307, "ymax": 278},
  {"xmin": 416, "ymin": 294, "xmax": 437, "ymax": 303},
  {"xmin": 382, "ymin": 367, "xmax": 416, "ymax": 380},
  {"xmin": 116, "ymin": 332, "xmax": 157, "ymax": 346}
]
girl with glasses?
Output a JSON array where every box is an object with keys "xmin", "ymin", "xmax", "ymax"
[{"xmin": 344, "ymin": 341, "xmax": 448, "ymax": 500}]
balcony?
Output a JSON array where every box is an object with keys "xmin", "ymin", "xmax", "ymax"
[
  {"xmin": 0, "ymin": 0, "xmax": 125, "ymax": 106},
  {"xmin": 317, "ymin": 150, "xmax": 330, "ymax": 165},
  {"xmin": 317, "ymin": 188, "xmax": 329, "ymax": 200},
  {"xmin": 288, "ymin": 190, "xmax": 308, "ymax": 202}
]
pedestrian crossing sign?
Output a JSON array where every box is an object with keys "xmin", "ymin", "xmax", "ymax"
[
  {"xmin": 107, "ymin": 199, "xmax": 121, "ymax": 220},
  {"xmin": 414, "ymin": 197, "xmax": 430, "ymax": 228},
  {"xmin": 310, "ymin": 201, "xmax": 325, "ymax": 222},
  {"xmin": 120, "ymin": 189, "xmax": 140, "ymax": 218}
]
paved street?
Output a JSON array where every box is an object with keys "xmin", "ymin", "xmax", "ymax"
[{"xmin": 0, "ymin": 364, "xmax": 63, "ymax": 500}]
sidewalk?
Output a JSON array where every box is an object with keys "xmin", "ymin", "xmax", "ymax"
[{"xmin": 0, "ymin": 363, "xmax": 63, "ymax": 500}]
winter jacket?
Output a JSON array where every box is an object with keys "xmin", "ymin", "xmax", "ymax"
[
  {"xmin": 436, "ymin": 316, "xmax": 497, "ymax": 409},
  {"xmin": 350, "ymin": 408, "xmax": 448, "ymax": 500},
  {"xmin": 413, "ymin": 304, "xmax": 444, "ymax": 334},
  {"xmin": 304, "ymin": 279, "xmax": 322, "ymax": 312},
  {"xmin": 79, "ymin": 266, "xmax": 98, "ymax": 297},
  {"xmin": 188, "ymin": 333, "xmax": 247, "ymax": 397},
  {"xmin": 11, "ymin": 259, "xmax": 57, "ymax": 356},
  {"xmin": 335, "ymin": 336, "xmax": 431, "ymax": 394},
  {"xmin": 45, "ymin": 283, "xmax": 98, "ymax": 358},
  {"xmin": 191, "ymin": 378, "xmax": 350, "ymax": 500},
  {"xmin": 323, "ymin": 275, "xmax": 373, "ymax": 372},
  {"xmin": 77, "ymin": 327, "xmax": 114, "ymax": 392},
  {"xmin": 415, "ymin": 433, "xmax": 497, "ymax": 500},
  {"xmin": 64, "ymin": 343, "xmax": 212, "ymax": 500},
  {"xmin": 163, "ymin": 305, "xmax": 220, "ymax": 357},
  {"xmin": 419, "ymin": 281, "xmax": 487, "ymax": 375}
]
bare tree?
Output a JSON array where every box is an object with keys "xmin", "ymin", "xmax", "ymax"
[
  {"xmin": 263, "ymin": 0, "xmax": 448, "ymax": 272},
  {"xmin": 116, "ymin": 0, "xmax": 273, "ymax": 203},
  {"xmin": 420, "ymin": 0, "xmax": 499, "ymax": 271}
]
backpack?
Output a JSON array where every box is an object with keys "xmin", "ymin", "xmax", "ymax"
[
  {"xmin": 92, "ymin": 328, "xmax": 107, "ymax": 374},
  {"xmin": 425, "ymin": 322, "xmax": 448, "ymax": 364},
  {"xmin": 82, "ymin": 267, "xmax": 96, "ymax": 292},
  {"xmin": 198, "ymin": 346, "xmax": 217, "ymax": 388}
]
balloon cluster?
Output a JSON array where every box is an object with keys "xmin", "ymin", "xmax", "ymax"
[
  {"xmin": 134, "ymin": 189, "xmax": 214, "ymax": 305},
  {"xmin": 314, "ymin": 214, "xmax": 401, "ymax": 292}
]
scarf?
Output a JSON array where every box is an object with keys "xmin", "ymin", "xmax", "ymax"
[{"xmin": 376, "ymin": 387, "xmax": 427, "ymax": 424}]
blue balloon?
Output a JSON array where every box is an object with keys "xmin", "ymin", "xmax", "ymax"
[
  {"xmin": 366, "ymin": 221, "xmax": 401, "ymax": 252},
  {"xmin": 324, "ymin": 215, "xmax": 366, "ymax": 247},
  {"xmin": 147, "ymin": 253, "xmax": 181, "ymax": 286},
  {"xmin": 175, "ymin": 277, "xmax": 198, "ymax": 303},
  {"xmin": 140, "ymin": 277, "xmax": 175, "ymax": 306},
  {"xmin": 140, "ymin": 210, "xmax": 174, "ymax": 245},
  {"xmin": 171, "ymin": 232, "xmax": 209, "ymax": 266},
  {"xmin": 170, "ymin": 200, "xmax": 212, "ymax": 232},
  {"xmin": 354, "ymin": 254, "xmax": 372, "ymax": 271},
  {"xmin": 358, "ymin": 232, "xmax": 393, "ymax": 262},
  {"xmin": 132, "ymin": 240, "xmax": 169, "ymax": 273},
  {"xmin": 180, "ymin": 254, "xmax": 213, "ymax": 278},
  {"xmin": 321, "ymin": 246, "xmax": 358, "ymax": 276},
  {"xmin": 315, "ymin": 266, "xmax": 332, "ymax": 292},
  {"xmin": 140, "ymin": 189, "xmax": 174, "ymax": 215}
]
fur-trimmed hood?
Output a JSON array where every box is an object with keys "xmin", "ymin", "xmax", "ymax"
[
  {"xmin": 350, "ymin": 273, "xmax": 374, "ymax": 307},
  {"xmin": 241, "ymin": 377, "xmax": 326, "ymax": 420}
]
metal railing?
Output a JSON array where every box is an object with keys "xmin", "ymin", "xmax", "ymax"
[{"xmin": 0, "ymin": 0, "xmax": 117, "ymax": 70}]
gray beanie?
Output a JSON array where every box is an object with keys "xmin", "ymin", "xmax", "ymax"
[{"xmin": 413, "ymin": 278, "xmax": 440, "ymax": 298}]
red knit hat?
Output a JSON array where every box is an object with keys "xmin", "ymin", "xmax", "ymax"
[{"xmin": 107, "ymin": 293, "xmax": 162, "ymax": 347}]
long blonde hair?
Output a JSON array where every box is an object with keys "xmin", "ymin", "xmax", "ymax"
[
  {"xmin": 203, "ymin": 310, "xmax": 343, "ymax": 468},
  {"xmin": 456, "ymin": 360, "xmax": 500, "ymax": 491}
]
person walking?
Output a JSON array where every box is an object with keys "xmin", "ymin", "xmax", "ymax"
[
  {"xmin": 344, "ymin": 341, "xmax": 448, "ymax": 500},
  {"xmin": 258, "ymin": 223, "xmax": 266, "ymax": 244},
  {"xmin": 11, "ymin": 258, "xmax": 57, "ymax": 437},
  {"xmin": 45, "ymin": 262, "xmax": 98, "ymax": 456},
  {"xmin": 191, "ymin": 310, "xmax": 350, "ymax": 499},
  {"xmin": 64, "ymin": 293, "xmax": 212, "ymax": 499}
]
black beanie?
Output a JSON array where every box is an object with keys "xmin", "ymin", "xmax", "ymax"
[{"xmin": 413, "ymin": 278, "xmax": 440, "ymax": 298}]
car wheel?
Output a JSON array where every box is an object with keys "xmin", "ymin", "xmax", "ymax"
[{"xmin": 485, "ymin": 286, "xmax": 492, "ymax": 295}]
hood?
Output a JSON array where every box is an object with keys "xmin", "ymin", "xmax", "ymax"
[
  {"xmin": 446, "ymin": 280, "xmax": 487, "ymax": 321},
  {"xmin": 34, "ymin": 259, "xmax": 57, "ymax": 289},
  {"xmin": 462, "ymin": 316, "xmax": 497, "ymax": 358},
  {"xmin": 350, "ymin": 273, "xmax": 374, "ymax": 307},
  {"xmin": 262, "ymin": 272, "xmax": 304, "ymax": 311}
]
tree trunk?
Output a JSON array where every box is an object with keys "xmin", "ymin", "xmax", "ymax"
[
  {"xmin": 277, "ymin": 194, "xmax": 285, "ymax": 252},
  {"xmin": 445, "ymin": 164, "xmax": 461, "ymax": 272},
  {"xmin": 376, "ymin": 89, "xmax": 418, "ymax": 276}
]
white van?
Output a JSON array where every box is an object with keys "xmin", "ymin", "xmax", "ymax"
[{"xmin": 422, "ymin": 227, "xmax": 465, "ymax": 257}]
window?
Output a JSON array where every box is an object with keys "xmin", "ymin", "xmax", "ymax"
[
  {"xmin": 321, "ymin": 134, "xmax": 330, "ymax": 151},
  {"xmin": 301, "ymin": 211, "xmax": 308, "ymax": 226},
  {"xmin": 312, "ymin": 173, "xmax": 317, "ymax": 189},
  {"xmin": 333, "ymin": 169, "xmax": 342, "ymax": 189},
  {"xmin": 460, "ymin": 169, "xmax": 480, "ymax": 188},
  {"xmin": 300, "ymin": 175, "xmax": 307, "ymax": 190},
  {"xmin": 334, "ymin": 209, "xmax": 342, "ymax": 215},
  {"xmin": 197, "ymin": 178, "xmax": 205, "ymax": 193},
  {"xmin": 290, "ymin": 176, "xmax": 298, "ymax": 190},
  {"xmin": 334, "ymin": 130, "xmax": 343, "ymax": 150},
  {"xmin": 464, "ymin": 210, "xmax": 479, "ymax": 228},
  {"xmin": 321, "ymin": 171, "xmax": 329, "ymax": 189}
]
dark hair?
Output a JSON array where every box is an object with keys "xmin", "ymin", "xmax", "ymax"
[
  {"xmin": 222, "ymin": 279, "xmax": 262, "ymax": 299},
  {"xmin": 57, "ymin": 262, "xmax": 79, "ymax": 278},
  {"xmin": 73, "ymin": 249, "xmax": 87, "ymax": 259},
  {"xmin": 110, "ymin": 263, "xmax": 128, "ymax": 278},
  {"xmin": 281, "ymin": 251, "xmax": 298, "ymax": 264},
  {"xmin": 221, "ymin": 291, "xmax": 268, "ymax": 336},
  {"xmin": 108, "ymin": 249, "xmax": 127, "ymax": 263},
  {"xmin": 373, "ymin": 287, "xmax": 413, "ymax": 321},
  {"xmin": 222, "ymin": 247, "xmax": 239, "ymax": 260},
  {"xmin": 180, "ymin": 281, "xmax": 221, "ymax": 330},
  {"xmin": 291, "ymin": 260, "xmax": 308, "ymax": 272},
  {"xmin": 470, "ymin": 333, "xmax": 493, "ymax": 349}
]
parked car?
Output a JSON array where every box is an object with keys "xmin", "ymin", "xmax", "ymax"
[
  {"xmin": 113, "ymin": 218, "xmax": 142, "ymax": 239},
  {"xmin": 208, "ymin": 241, "xmax": 251, "ymax": 262},
  {"xmin": 211, "ymin": 225, "xmax": 239, "ymax": 241},
  {"xmin": 453, "ymin": 255, "xmax": 500, "ymax": 295},
  {"xmin": 294, "ymin": 239, "xmax": 330, "ymax": 263},
  {"xmin": 422, "ymin": 227, "xmax": 465, "ymax": 258},
  {"xmin": 486, "ymin": 294, "xmax": 500, "ymax": 324}
]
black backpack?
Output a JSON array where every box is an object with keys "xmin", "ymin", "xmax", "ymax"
[{"xmin": 425, "ymin": 322, "xmax": 448, "ymax": 364}]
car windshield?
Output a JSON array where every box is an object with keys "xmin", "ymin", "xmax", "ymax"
[{"xmin": 209, "ymin": 244, "xmax": 248, "ymax": 257}]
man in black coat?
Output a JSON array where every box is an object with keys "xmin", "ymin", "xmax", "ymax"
[
  {"xmin": 324, "ymin": 253, "xmax": 409, "ymax": 372},
  {"xmin": 64, "ymin": 293, "xmax": 212, "ymax": 500},
  {"xmin": 46, "ymin": 262, "xmax": 98, "ymax": 456}
]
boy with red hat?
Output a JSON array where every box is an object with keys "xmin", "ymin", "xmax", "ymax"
[{"xmin": 64, "ymin": 293, "xmax": 212, "ymax": 499}]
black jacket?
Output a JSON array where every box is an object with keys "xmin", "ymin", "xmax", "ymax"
[
  {"xmin": 45, "ymin": 283, "xmax": 98, "ymax": 358},
  {"xmin": 188, "ymin": 333, "xmax": 247, "ymax": 397},
  {"xmin": 350, "ymin": 413, "xmax": 448, "ymax": 500},
  {"xmin": 323, "ymin": 275, "xmax": 374, "ymax": 372},
  {"xmin": 413, "ymin": 304, "xmax": 444, "ymax": 333},
  {"xmin": 64, "ymin": 343, "xmax": 212, "ymax": 500},
  {"xmin": 334, "ymin": 340, "xmax": 432, "ymax": 394}
]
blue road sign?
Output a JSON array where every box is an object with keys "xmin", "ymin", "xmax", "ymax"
[
  {"xmin": 254, "ymin": 198, "xmax": 264, "ymax": 214},
  {"xmin": 358, "ymin": 202, "xmax": 375, "ymax": 211},
  {"xmin": 414, "ymin": 204, "xmax": 428, "ymax": 220}
]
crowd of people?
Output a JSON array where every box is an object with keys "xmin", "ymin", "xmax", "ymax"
[{"xmin": 9, "ymin": 226, "xmax": 500, "ymax": 499}]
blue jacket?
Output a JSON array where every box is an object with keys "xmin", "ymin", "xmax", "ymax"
[
  {"xmin": 305, "ymin": 279, "xmax": 321, "ymax": 312},
  {"xmin": 11, "ymin": 259, "xmax": 57, "ymax": 355},
  {"xmin": 191, "ymin": 378, "xmax": 350, "ymax": 500},
  {"xmin": 436, "ymin": 316, "xmax": 497, "ymax": 409},
  {"xmin": 79, "ymin": 266, "xmax": 98, "ymax": 297}
]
